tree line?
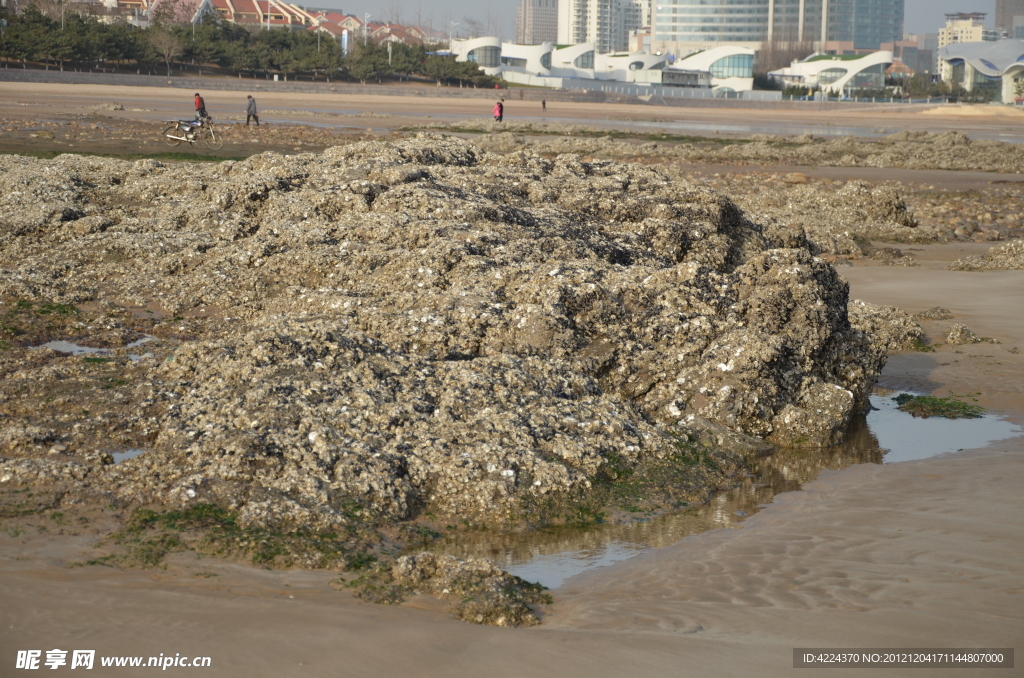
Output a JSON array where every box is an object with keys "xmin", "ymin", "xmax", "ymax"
[{"xmin": 0, "ymin": 2, "xmax": 498, "ymax": 87}]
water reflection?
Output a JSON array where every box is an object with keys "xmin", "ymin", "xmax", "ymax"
[
  {"xmin": 33, "ymin": 336, "xmax": 156, "ymax": 362},
  {"xmin": 111, "ymin": 448, "xmax": 147, "ymax": 464},
  {"xmin": 424, "ymin": 393, "xmax": 1020, "ymax": 589}
]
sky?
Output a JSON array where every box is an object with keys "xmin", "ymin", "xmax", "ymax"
[
  {"xmin": 305, "ymin": 0, "xmax": 996, "ymax": 40},
  {"xmin": 904, "ymin": 0, "xmax": 996, "ymax": 33}
]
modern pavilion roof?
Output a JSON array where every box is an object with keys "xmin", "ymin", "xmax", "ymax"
[{"xmin": 939, "ymin": 40, "xmax": 1024, "ymax": 77}]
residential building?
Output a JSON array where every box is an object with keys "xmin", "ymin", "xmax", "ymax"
[
  {"xmin": 557, "ymin": 0, "xmax": 643, "ymax": 54},
  {"xmin": 938, "ymin": 13, "xmax": 1005, "ymax": 49},
  {"xmin": 516, "ymin": 0, "xmax": 558, "ymax": 45},
  {"xmin": 996, "ymin": 0, "xmax": 1024, "ymax": 31}
]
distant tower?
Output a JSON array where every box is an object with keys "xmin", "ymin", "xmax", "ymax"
[
  {"xmin": 557, "ymin": 0, "xmax": 642, "ymax": 52},
  {"xmin": 996, "ymin": 0, "xmax": 1024, "ymax": 31},
  {"xmin": 517, "ymin": 0, "xmax": 558, "ymax": 45}
]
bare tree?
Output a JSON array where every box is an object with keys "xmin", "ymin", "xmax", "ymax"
[
  {"xmin": 149, "ymin": 29, "xmax": 183, "ymax": 76},
  {"xmin": 462, "ymin": 15, "xmax": 483, "ymax": 38},
  {"xmin": 151, "ymin": 0, "xmax": 193, "ymax": 25},
  {"xmin": 383, "ymin": 0, "xmax": 402, "ymax": 25},
  {"xmin": 757, "ymin": 32, "xmax": 816, "ymax": 73}
]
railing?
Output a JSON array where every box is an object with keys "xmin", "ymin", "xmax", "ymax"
[{"xmin": 782, "ymin": 95, "xmax": 951, "ymax": 105}]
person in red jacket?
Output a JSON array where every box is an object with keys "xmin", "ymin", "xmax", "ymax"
[{"xmin": 194, "ymin": 92, "xmax": 208, "ymax": 120}]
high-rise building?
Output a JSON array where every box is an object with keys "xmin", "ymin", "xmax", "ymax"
[
  {"xmin": 557, "ymin": 0, "xmax": 643, "ymax": 53},
  {"xmin": 938, "ymin": 13, "xmax": 1005, "ymax": 49},
  {"xmin": 517, "ymin": 0, "xmax": 558, "ymax": 45},
  {"xmin": 996, "ymin": 0, "xmax": 1024, "ymax": 31},
  {"xmin": 652, "ymin": 0, "xmax": 904, "ymax": 56},
  {"xmin": 826, "ymin": 0, "xmax": 904, "ymax": 49}
]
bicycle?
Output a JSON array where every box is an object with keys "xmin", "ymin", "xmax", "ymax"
[{"xmin": 162, "ymin": 117, "xmax": 224, "ymax": 150}]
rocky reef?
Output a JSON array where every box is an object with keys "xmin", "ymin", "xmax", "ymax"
[
  {"xmin": 948, "ymin": 240, "xmax": 1024, "ymax": 271},
  {"xmin": 0, "ymin": 137, "xmax": 920, "ymax": 622}
]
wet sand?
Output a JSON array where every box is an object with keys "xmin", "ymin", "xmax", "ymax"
[
  {"xmin": 4, "ymin": 81, "xmax": 1024, "ymax": 142},
  {"xmin": 1, "ymin": 240, "xmax": 1021, "ymax": 675}
]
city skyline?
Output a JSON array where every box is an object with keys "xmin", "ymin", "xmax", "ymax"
[{"xmin": 297, "ymin": 0, "xmax": 993, "ymax": 42}]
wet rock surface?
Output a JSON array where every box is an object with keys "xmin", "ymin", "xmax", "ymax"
[
  {"xmin": 0, "ymin": 137, "xmax": 900, "ymax": 516},
  {"xmin": 913, "ymin": 307, "xmax": 954, "ymax": 321},
  {"xmin": 434, "ymin": 122, "xmax": 1024, "ymax": 174},
  {"xmin": 341, "ymin": 552, "xmax": 551, "ymax": 627},
  {"xmin": 946, "ymin": 324, "xmax": 980, "ymax": 345},
  {"xmin": 948, "ymin": 240, "xmax": 1024, "ymax": 271},
  {"xmin": 0, "ymin": 136, "xmax": 925, "ymax": 622}
]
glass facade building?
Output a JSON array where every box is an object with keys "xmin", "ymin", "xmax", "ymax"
[
  {"xmin": 826, "ymin": 0, "xmax": 903, "ymax": 49},
  {"xmin": 709, "ymin": 53, "xmax": 755, "ymax": 77},
  {"xmin": 654, "ymin": 0, "xmax": 770, "ymax": 45},
  {"xmin": 467, "ymin": 46, "xmax": 501, "ymax": 67},
  {"xmin": 653, "ymin": 0, "xmax": 903, "ymax": 50}
]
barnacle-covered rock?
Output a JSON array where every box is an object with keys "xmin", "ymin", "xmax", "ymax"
[{"xmin": 0, "ymin": 136, "xmax": 901, "ymax": 529}]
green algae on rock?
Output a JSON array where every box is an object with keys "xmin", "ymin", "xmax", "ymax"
[{"xmin": 892, "ymin": 394, "xmax": 984, "ymax": 420}]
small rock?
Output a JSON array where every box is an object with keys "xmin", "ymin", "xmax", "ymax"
[
  {"xmin": 946, "ymin": 324, "xmax": 979, "ymax": 345},
  {"xmin": 913, "ymin": 307, "xmax": 953, "ymax": 321}
]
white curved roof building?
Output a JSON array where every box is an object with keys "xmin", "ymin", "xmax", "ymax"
[
  {"xmin": 549, "ymin": 43, "xmax": 598, "ymax": 78},
  {"xmin": 672, "ymin": 46, "xmax": 755, "ymax": 92},
  {"xmin": 939, "ymin": 40, "xmax": 1024, "ymax": 103},
  {"xmin": 594, "ymin": 52, "xmax": 668, "ymax": 81},
  {"xmin": 769, "ymin": 51, "xmax": 893, "ymax": 94},
  {"xmin": 500, "ymin": 42, "xmax": 554, "ymax": 76},
  {"xmin": 448, "ymin": 37, "xmax": 708, "ymax": 89},
  {"xmin": 451, "ymin": 37, "xmax": 503, "ymax": 76}
]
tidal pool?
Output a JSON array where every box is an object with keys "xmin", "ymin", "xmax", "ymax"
[
  {"xmin": 111, "ymin": 448, "xmax": 147, "ymax": 464},
  {"xmin": 423, "ymin": 392, "xmax": 1022, "ymax": 589},
  {"xmin": 33, "ymin": 336, "xmax": 156, "ymax": 362}
]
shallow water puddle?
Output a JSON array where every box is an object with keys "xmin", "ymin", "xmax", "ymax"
[
  {"xmin": 36, "ymin": 340, "xmax": 110, "ymax": 356},
  {"xmin": 425, "ymin": 393, "xmax": 1022, "ymax": 589},
  {"xmin": 33, "ymin": 336, "xmax": 156, "ymax": 362},
  {"xmin": 868, "ymin": 395, "xmax": 1020, "ymax": 463},
  {"xmin": 111, "ymin": 448, "xmax": 147, "ymax": 464}
]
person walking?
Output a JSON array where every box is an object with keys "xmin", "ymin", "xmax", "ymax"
[
  {"xmin": 493, "ymin": 100, "xmax": 503, "ymax": 123},
  {"xmin": 245, "ymin": 95, "xmax": 260, "ymax": 126},
  {"xmin": 541, "ymin": 99, "xmax": 546, "ymax": 112},
  {"xmin": 194, "ymin": 92, "xmax": 208, "ymax": 120}
]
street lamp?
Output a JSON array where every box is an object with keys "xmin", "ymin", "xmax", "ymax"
[
  {"xmin": 449, "ymin": 21, "xmax": 458, "ymax": 51},
  {"xmin": 364, "ymin": 12, "xmax": 372, "ymax": 45}
]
